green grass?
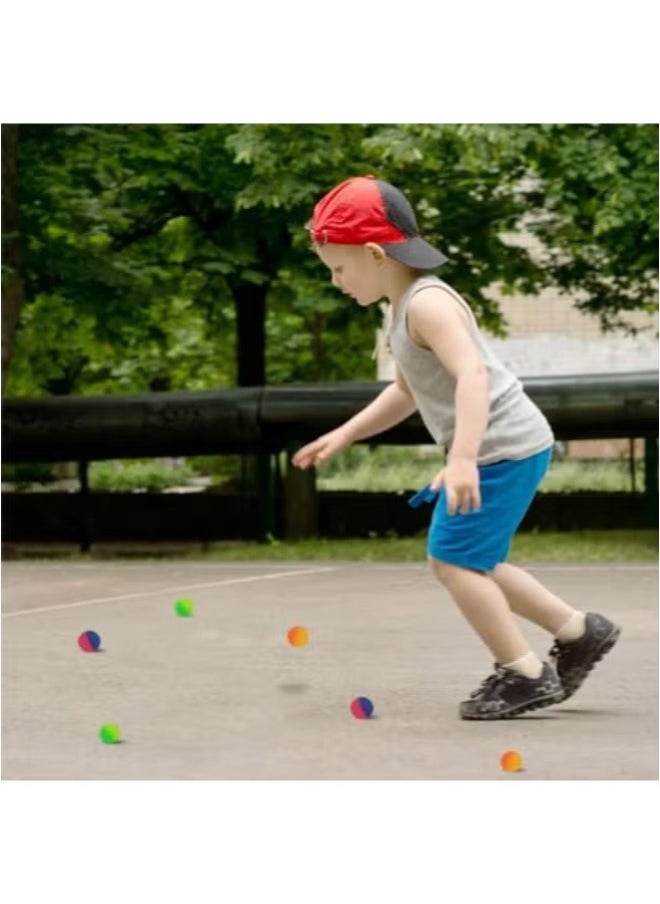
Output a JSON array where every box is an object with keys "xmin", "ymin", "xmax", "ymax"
[
  {"xmin": 3, "ymin": 446, "xmax": 645, "ymax": 494},
  {"xmin": 316, "ymin": 445, "xmax": 645, "ymax": 493},
  {"xmin": 88, "ymin": 459, "xmax": 196, "ymax": 492},
  {"xmin": 6, "ymin": 530, "xmax": 656, "ymax": 562},
  {"xmin": 161, "ymin": 530, "xmax": 658, "ymax": 562},
  {"xmin": 539, "ymin": 458, "xmax": 644, "ymax": 494}
]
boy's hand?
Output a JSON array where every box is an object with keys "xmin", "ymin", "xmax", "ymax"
[
  {"xmin": 291, "ymin": 428, "xmax": 352, "ymax": 470},
  {"xmin": 430, "ymin": 456, "xmax": 481, "ymax": 515}
]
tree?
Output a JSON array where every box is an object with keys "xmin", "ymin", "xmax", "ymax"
[
  {"xmin": 6, "ymin": 124, "xmax": 381, "ymax": 396},
  {"xmin": 7, "ymin": 125, "xmax": 246, "ymax": 395},
  {"xmin": 5, "ymin": 123, "xmax": 657, "ymax": 398},
  {"xmin": 356, "ymin": 123, "xmax": 658, "ymax": 333},
  {"xmin": 520, "ymin": 123, "xmax": 658, "ymax": 330},
  {"xmin": 1, "ymin": 124, "xmax": 24, "ymax": 391}
]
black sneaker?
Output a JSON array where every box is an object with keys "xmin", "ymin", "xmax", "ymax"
[
  {"xmin": 549, "ymin": 612, "xmax": 621, "ymax": 702},
  {"xmin": 459, "ymin": 661, "xmax": 564, "ymax": 720}
]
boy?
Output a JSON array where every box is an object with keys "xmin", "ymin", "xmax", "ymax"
[{"xmin": 292, "ymin": 175, "xmax": 620, "ymax": 720}]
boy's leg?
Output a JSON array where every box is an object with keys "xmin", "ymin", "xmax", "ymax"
[
  {"xmin": 490, "ymin": 562, "xmax": 621, "ymax": 700},
  {"xmin": 490, "ymin": 563, "xmax": 580, "ymax": 635},
  {"xmin": 429, "ymin": 558, "xmax": 564, "ymax": 719},
  {"xmin": 424, "ymin": 449, "xmax": 565, "ymax": 718},
  {"xmin": 430, "ymin": 558, "xmax": 534, "ymax": 664}
]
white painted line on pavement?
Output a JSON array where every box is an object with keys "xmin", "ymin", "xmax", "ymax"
[{"xmin": 2, "ymin": 566, "xmax": 338, "ymax": 619}]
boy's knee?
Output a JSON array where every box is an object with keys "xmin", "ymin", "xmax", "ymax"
[
  {"xmin": 428, "ymin": 555, "xmax": 488, "ymax": 585},
  {"xmin": 428, "ymin": 555, "xmax": 460, "ymax": 586}
]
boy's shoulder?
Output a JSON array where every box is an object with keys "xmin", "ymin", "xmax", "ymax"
[
  {"xmin": 407, "ymin": 279, "xmax": 473, "ymax": 325},
  {"xmin": 402, "ymin": 282, "xmax": 475, "ymax": 350},
  {"xmin": 408, "ymin": 275, "xmax": 468, "ymax": 303}
]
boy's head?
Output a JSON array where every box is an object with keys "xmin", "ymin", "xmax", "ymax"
[{"xmin": 309, "ymin": 175, "xmax": 447, "ymax": 305}]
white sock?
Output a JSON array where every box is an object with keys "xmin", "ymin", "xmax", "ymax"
[
  {"xmin": 502, "ymin": 651, "xmax": 543, "ymax": 679},
  {"xmin": 556, "ymin": 611, "xmax": 587, "ymax": 643}
]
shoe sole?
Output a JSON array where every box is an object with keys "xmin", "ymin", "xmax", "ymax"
[
  {"xmin": 558, "ymin": 625, "xmax": 621, "ymax": 702},
  {"xmin": 460, "ymin": 689, "xmax": 565, "ymax": 721}
]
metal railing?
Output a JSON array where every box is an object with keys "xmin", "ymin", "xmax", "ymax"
[
  {"xmin": 3, "ymin": 371, "xmax": 658, "ymax": 461},
  {"xmin": 2, "ymin": 371, "xmax": 658, "ymax": 544}
]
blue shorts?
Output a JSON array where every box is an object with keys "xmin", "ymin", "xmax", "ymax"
[{"xmin": 408, "ymin": 447, "xmax": 552, "ymax": 573}]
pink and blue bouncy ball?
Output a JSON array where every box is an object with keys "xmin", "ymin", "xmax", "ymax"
[
  {"xmin": 350, "ymin": 697, "xmax": 374, "ymax": 719},
  {"xmin": 77, "ymin": 630, "xmax": 101, "ymax": 652}
]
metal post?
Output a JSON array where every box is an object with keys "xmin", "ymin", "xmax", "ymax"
[
  {"xmin": 256, "ymin": 452, "xmax": 276, "ymax": 542},
  {"xmin": 241, "ymin": 453, "xmax": 277, "ymax": 542},
  {"xmin": 77, "ymin": 460, "xmax": 91, "ymax": 552},
  {"xmin": 643, "ymin": 438, "xmax": 658, "ymax": 527},
  {"xmin": 283, "ymin": 443, "xmax": 318, "ymax": 539}
]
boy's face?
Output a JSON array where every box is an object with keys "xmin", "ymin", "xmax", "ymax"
[{"xmin": 314, "ymin": 243, "xmax": 385, "ymax": 306}]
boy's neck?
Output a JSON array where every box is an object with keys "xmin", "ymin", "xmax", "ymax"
[{"xmin": 384, "ymin": 266, "xmax": 426, "ymax": 310}]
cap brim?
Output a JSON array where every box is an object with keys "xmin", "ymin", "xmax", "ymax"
[{"xmin": 381, "ymin": 237, "xmax": 448, "ymax": 270}]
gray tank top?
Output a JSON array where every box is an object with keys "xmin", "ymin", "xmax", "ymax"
[{"xmin": 388, "ymin": 275, "xmax": 554, "ymax": 464}]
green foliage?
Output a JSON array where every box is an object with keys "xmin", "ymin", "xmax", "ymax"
[
  {"xmin": 316, "ymin": 446, "xmax": 644, "ymax": 493},
  {"xmin": 520, "ymin": 124, "xmax": 659, "ymax": 330},
  {"xmin": 541, "ymin": 457, "xmax": 646, "ymax": 493},
  {"xmin": 6, "ymin": 124, "xmax": 658, "ymax": 397},
  {"xmin": 185, "ymin": 454, "xmax": 243, "ymax": 478},
  {"xmin": 361, "ymin": 124, "xmax": 543, "ymax": 332},
  {"xmin": 9, "ymin": 125, "xmax": 241, "ymax": 396},
  {"xmin": 1, "ymin": 462, "xmax": 56, "ymax": 486},
  {"xmin": 266, "ymin": 270, "xmax": 381, "ymax": 382},
  {"xmin": 2, "ymin": 448, "xmax": 642, "ymax": 495},
  {"xmin": 88, "ymin": 459, "xmax": 195, "ymax": 492}
]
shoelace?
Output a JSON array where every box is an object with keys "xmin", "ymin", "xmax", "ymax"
[
  {"xmin": 470, "ymin": 665, "xmax": 516, "ymax": 699},
  {"xmin": 549, "ymin": 641, "xmax": 562, "ymax": 659}
]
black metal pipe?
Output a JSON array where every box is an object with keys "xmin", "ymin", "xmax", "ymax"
[{"xmin": 2, "ymin": 371, "xmax": 657, "ymax": 464}]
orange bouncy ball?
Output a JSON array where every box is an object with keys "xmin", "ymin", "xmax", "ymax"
[
  {"xmin": 287, "ymin": 626, "xmax": 309, "ymax": 647},
  {"xmin": 500, "ymin": 750, "xmax": 523, "ymax": 772}
]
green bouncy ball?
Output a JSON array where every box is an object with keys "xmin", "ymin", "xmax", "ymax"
[
  {"xmin": 99, "ymin": 723, "xmax": 121, "ymax": 744},
  {"xmin": 174, "ymin": 597, "xmax": 195, "ymax": 617}
]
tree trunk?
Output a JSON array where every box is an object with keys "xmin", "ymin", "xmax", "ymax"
[
  {"xmin": 234, "ymin": 282, "xmax": 266, "ymax": 386},
  {"xmin": 1, "ymin": 124, "xmax": 24, "ymax": 393},
  {"xmin": 233, "ymin": 282, "xmax": 273, "ymax": 539}
]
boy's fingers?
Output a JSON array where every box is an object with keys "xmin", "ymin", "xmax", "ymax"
[
  {"xmin": 295, "ymin": 451, "xmax": 318, "ymax": 469},
  {"xmin": 292, "ymin": 447, "xmax": 308, "ymax": 464},
  {"xmin": 429, "ymin": 471, "xmax": 445, "ymax": 492},
  {"xmin": 294, "ymin": 442, "xmax": 321, "ymax": 466},
  {"xmin": 456, "ymin": 488, "xmax": 480, "ymax": 514}
]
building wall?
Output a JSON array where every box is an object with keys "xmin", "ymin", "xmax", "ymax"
[
  {"xmin": 375, "ymin": 288, "xmax": 658, "ymax": 460},
  {"xmin": 377, "ymin": 287, "xmax": 658, "ymax": 379}
]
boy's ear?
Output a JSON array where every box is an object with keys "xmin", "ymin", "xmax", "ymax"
[{"xmin": 365, "ymin": 242, "xmax": 387, "ymax": 264}]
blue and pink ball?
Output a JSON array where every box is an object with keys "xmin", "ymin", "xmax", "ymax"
[
  {"xmin": 77, "ymin": 630, "xmax": 101, "ymax": 652},
  {"xmin": 350, "ymin": 697, "xmax": 374, "ymax": 719}
]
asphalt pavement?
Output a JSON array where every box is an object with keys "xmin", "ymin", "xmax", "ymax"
[{"xmin": 1, "ymin": 559, "xmax": 657, "ymax": 779}]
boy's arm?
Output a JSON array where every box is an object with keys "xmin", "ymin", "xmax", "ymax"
[
  {"xmin": 407, "ymin": 287, "xmax": 489, "ymax": 512},
  {"xmin": 338, "ymin": 371, "xmax": 417, "ymax": 444},
  {"xmin": 292, "ymin": 373, "xmax": 417, "ymax": 470}
]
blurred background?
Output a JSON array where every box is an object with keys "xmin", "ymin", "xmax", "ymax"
[{"xmin": 2, "ymin": 123, "xmax": 658, "ymax": 544}]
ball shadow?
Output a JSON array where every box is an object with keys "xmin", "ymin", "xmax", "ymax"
[{"xmin": 277, "ymin": 682, "xmax": 310, "ymax": 694}]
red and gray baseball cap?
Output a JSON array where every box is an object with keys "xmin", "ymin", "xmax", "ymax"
[{"xmin": 310, "ymin": 175, "xmax": 448, "ymax": 270}]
